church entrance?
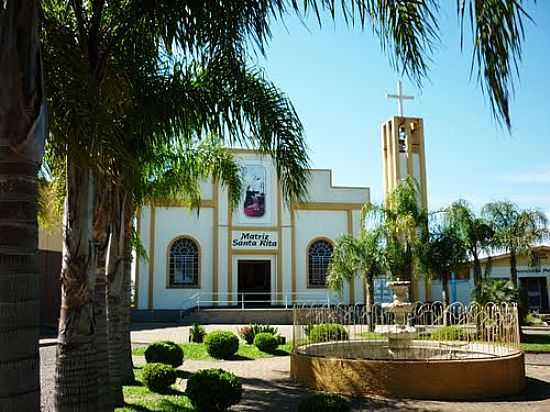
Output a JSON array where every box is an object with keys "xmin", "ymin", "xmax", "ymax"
[{"xmin": 238, "ymin": 260, "xmax": 271, "ymax": 307}]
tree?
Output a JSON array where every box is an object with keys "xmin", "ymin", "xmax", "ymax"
[
  {"xmin": 472, "ymin": 278, "xmax": 519, "ymax": 306},
  {"xmin": 373, "ymin": 177, "xmax": 429, "ymax": 297},
  {"xmin": 0, "ymin": 1, "xmax": 46, "ymax": 410},
  {"xmin": 327, "ymin": 227, "xmax": 385, "ymax": 331},
  {"xmin": 418, "ymin": 223, "xmax": 468, "ymax": 306},
  {"xmin": 446, "ymin": 200, "xmax": 493, "ymax": 292},
  {"xmin": 482, "ymin": 201, "xmax": 548, "ymax": 288}
]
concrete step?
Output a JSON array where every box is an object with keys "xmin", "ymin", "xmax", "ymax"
[{"xmin": 183, "ymin": 308, "xmax": 293, "ymax": 325}]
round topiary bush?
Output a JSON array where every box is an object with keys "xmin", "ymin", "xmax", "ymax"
[
  {"xmin": 142, "ymin": 362, "xmax": 177, "ymax": 393},
  {"xmin": 186, "ymin": 368, "xmax": 243, "ymax": 412},
  {"xmin": 253, "ymin": 332, "xmax": 279, "ymax": 353},
  {"xmin": 298, "ymin": 393, "xmax": 350, "ymax": 412},
  {"xmin": 204, "ymin": 331, "xmax": 239, "ymax": 359},
  {"xmin": 308, "ymin": 323, "xmax": 349, "ymax": 343},
  {"xmin": 144, "ymin": 340, "xmax": 184, "ymax": 367}
]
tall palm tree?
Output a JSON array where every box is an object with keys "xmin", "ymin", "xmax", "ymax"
[
  {"xmin": 446, "ymin": 200, "xmax": 493, "ymax": 292},
  {"xmin": 0, "ymin": 1, "xmax": 45, "ymax": 410},
  {"xmin": 482, "ymin": 201, "xmax": 548, "ymax": 288},
  {"xmin": 327, "ymin": 227, "xmax": 386, "ymax": 331}
]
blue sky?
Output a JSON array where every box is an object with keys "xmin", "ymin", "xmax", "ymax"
[{"xmin": 255, "ymin": 2, "xmax": 550, "ymax": 214}]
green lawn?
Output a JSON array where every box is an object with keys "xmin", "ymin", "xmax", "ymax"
[
  {"xmin": 133, "ymin": 342, "xmax": 292, "ymax": 360},
  {"xmin": 116, "ymin": 368, "xmax": 194, "ymax": 412},
  {"xmin": 521, "ymin": 334, "xmax": 550, "ymax": 352}
]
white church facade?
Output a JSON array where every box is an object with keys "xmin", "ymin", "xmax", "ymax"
[{"xmin": 135, "ymin": 149, "xmax": 370, "ymax": 311}]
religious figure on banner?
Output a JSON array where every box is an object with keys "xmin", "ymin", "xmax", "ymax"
[{"xmin": 242, "ymin": 165, "xmax": 266, "ymax": 217}]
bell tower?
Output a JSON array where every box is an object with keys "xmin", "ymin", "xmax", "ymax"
[
  {"xmin": 381, "ymin": 116, "xmax": 428, "ymax": 209},
  {"xmin": 382, "ymin": 81, "xmax": 429, "ymax": 300}
]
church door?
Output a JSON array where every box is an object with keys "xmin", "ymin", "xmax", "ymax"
[{"xmin": 238, "ymin": 260, "xmax": 271, "ymax": 307}]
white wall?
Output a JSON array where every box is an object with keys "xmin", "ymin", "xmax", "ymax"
[
  {"xmin": 294, "ymin": 210, "xmax": 348, "ymax": 304},
  {"xmin": 307, "ymin": 170, "xmax": 369, "ymax": 204},
  {"xmin": 151, "ymin": 207, "xmax": 214, "ymax": 310}
]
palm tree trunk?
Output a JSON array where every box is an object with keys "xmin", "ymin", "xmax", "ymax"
[
  {"xmin": 94, "ymin": 243, "xmax": 112, "ymax": 412},
  {"xmin": 473, "ymin": 255, "xmax": 482, "ymax": 290},
  {"xmin": 119, "ymin": 202, "xmax": 135, "ymax": 385},
  {"xmin": 54, "ymin": 163, "xmax": 99, "ymax": 411},
  {"xmin": 0, "ymin": 2, "xmax": 45, "ymax": 410},
  {"xmin": 0, "ymin": 153, "xmax": 41, "ymax": 411},
  {"xmin": 365, "ymin": 275, "xmax": 375, "ymax": 332},
  {"xmin": 510, "ymin": 251, "xmax": 518, "ymax": 288},
  {"xmin": 442, "ymin": 274, "xmax": 450, "ymax": 306},
  {"xmin": 106, "ymin": 190, "xmax": 124, "ymax": 405},
  {"xmin": 93, "ymin": 183, "xmax": 114, "ymax": 412}
]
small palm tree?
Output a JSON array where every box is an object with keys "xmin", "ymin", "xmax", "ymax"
[
  {"xmin": 446, "ymin": 200, "xmax": 494, "ymax": 292},
  {"xmin": 418, "ymin": 224, "xmax": 468, "ymax": 306},
  {"xmin": 482, "ymin": 201, "xmax": 548, "ymax": 288},
  {"xmin": 328, "ymin": 228, "xmax": 386, "ymax": 330},
  {"xmin": 374, "ymin": 177, "xmax": 429, "ymax": 289}
]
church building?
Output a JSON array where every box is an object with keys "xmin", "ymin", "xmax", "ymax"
[
  {"xmin": 135, "ymin": 150, "xmax": 371, "ymax": 311},
  {"xmin": 134, "ymin": 83, "xmax": 432, "ymax": 313}
]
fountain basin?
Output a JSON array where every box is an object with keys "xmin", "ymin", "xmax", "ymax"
[{"xmin": 291, "ymin": 341, "xmax": 525, "ymax": 400}]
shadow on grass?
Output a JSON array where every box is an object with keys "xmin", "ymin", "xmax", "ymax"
[{"xmin": 121, "ymin": 399, "xmax": 193, "ymax": 412}]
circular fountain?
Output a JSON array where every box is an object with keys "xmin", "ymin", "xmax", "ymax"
[{"xmin": 291, "ymin": 281, "xmax": 525, "ymax": 400}]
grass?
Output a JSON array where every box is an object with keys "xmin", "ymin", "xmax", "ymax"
[
  {"xmin": 521, "ymin": 334, "xmax": 550, "ymax": 352},
  {"xmin": 133, "ymin": 342, "xmax": 292, "ymax": 361},
  {"xmin": 357, "ymin": 331, "xmax": 384, "ymax": 339},
  {"xmin": 116, "ymin": 368, "xmax": 194, "ymax": 412}
]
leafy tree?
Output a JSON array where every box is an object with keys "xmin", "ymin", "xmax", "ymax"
[
  {"xmin": 482, "ymin": 201, "xmax": 548, "ymax": 288},
  {"xmin": 445, "ymin": 200, "xmax": 494, "ymax": 292}
]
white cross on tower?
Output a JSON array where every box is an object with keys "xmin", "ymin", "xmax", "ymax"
[{"xmin": 386, "ymin": 80, "xmax": 414, "ymax": 117}]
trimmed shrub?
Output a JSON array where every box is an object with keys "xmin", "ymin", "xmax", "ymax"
[
  {"xmin": 298, "ymin": 393, "xmax": 350, "ymax": 412},
  {"xmin": 239, "ymin": 324, "xmax": 279, "ymax": 344},
  {"xmin": 430, "ymin": 325, "xmax": 471, "ymax": 341},
  {"xmin": 186, "ymin": 368, "xmax": 242, "ymax": 412},
  {"xmin": 253, "ymin": 332, "xmax": 279, "ymax": 353},
  {"xmin": 144, "ymin": 341, "xmax": 184, "ymax": 368},
  {"xmin": 204, "ymin": 331, "xmax": 239, "ymax": 359},
  {"xmin": 189, "ymin": 323, "xmax": 207, "ymax": 343},
  {"xmin": 308, "ymin": 323, "xmax": 348, "ymax": 343},
  {"xmin": 525, "ymin": 312, "xmax": 546, "ymax": 326},
  {"xmin": 142, "ymin": 362, "xmax": 177, "ymax": 393}
]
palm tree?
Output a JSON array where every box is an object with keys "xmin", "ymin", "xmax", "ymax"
[
  {"xmin": 328, "ymin": 228, "xmax": 386, "ymax": 331},
  {"xmin": 376, "ymin": 177, "xmax": 429, "ymax": 297},
  {"xmin": 418, "ymin": 223, "xmax": 468, "ymax": 306},
  {"xmin": 0, "ymin": 1, "xmax": 45, "ymax": 410},
  {"xmin": 446, "ymin": 200, "xmax": 493, "ymax": 292},
  {"xmin": 482, "ymin": 201, "xmax": 548, "ymax": 288}
]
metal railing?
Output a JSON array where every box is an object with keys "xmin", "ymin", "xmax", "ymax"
[
  {"xmin": 180, "ymin": 291, "xmax": 340, "ymax": 312},
  {"xmin": 292, "ymin": 302, "xmax": 521, "ymax": 360}
]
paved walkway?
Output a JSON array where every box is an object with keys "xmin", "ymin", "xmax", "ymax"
[{"xmin": 130, "ymin": 354, "xmax": 550, "ymax": 412}]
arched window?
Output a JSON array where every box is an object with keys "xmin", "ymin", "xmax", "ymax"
[
  {"xmin": 308, "ymin": 239, "xmax": 333, "ymax": 288},
  {"xmin": 168, "ymin": 237, "xmax": 200, "ymax": 288}
]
